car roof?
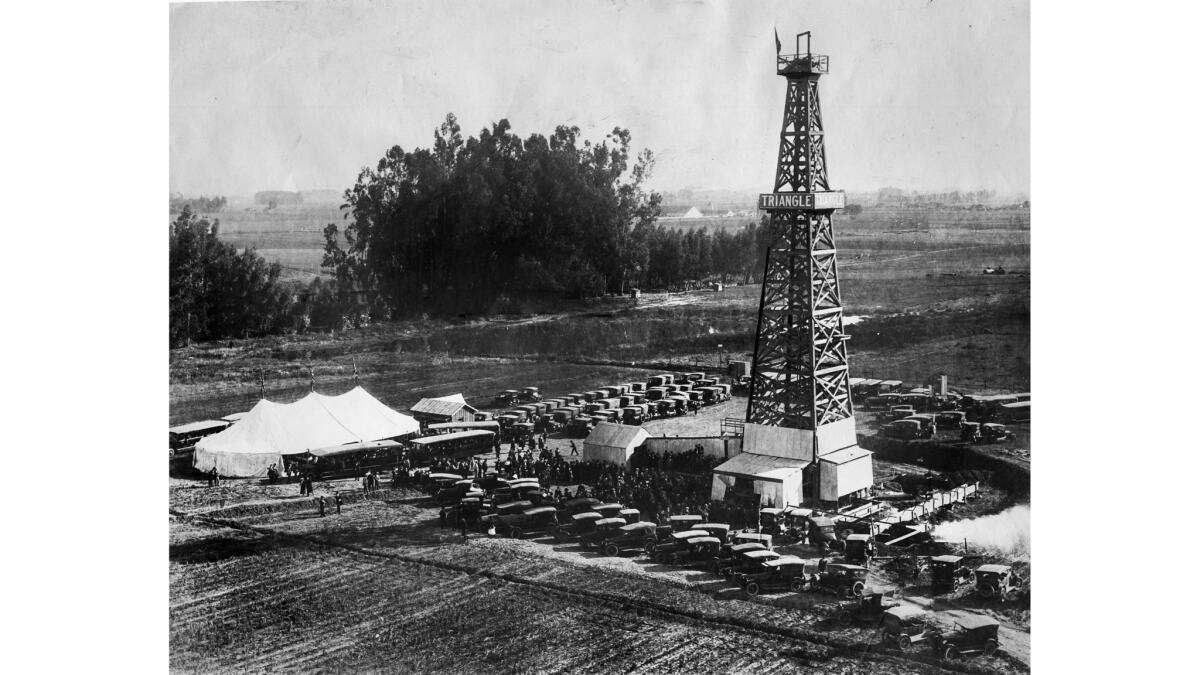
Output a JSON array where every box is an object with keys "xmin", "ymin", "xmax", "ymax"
[
  {"xmin": 672, "ymin": 529, "xmax": 709, "ymax": 540},
  {"xmin": 523, "ymin": 506, "xmax": 557, "ymax": 515},
  {"xmin": 885, "ymin": 605, "xmax": 927, "ymax": 620},
  {"xmin": 759, "ymin": 507, "xmax": 783, "ymax": 515},
  {"xmin": 955, "ymin": 614, "xmax": 1000, "ymax": 630},
  {"xmin": 572, "ymin": 512, "xmax": 602, "ymax": 521},
  {"xmin": 594, "ymin": 503, "xmax": 623, "ymax": 510},
  {"xmin": 429, "ymin": 473, "xmax": 465, "ymax": 480},
  {"xmin": 730, "ymin": 543, "xmax": 767, "ymax": 552},
  {"xmin": 828, "ymin": 563, "xmax": 867, "ymax": 571},
  {"xmin": 744, "ymin": 550, "xmax": 781, "ymax": 559},
  {"xmin": 975, "ymin": 564, "xmax": 1011, "ymax": 574},
  {"xmin": 810, "ymin": 517, "xmax": 834, "ymax": 526},
  {"xmin": 734, "ymin": 533, "xmax": 773, "ymax": 542},
  {"xmin": 595, "ymin": 518, "xmax": 627, "ymax": 526},
  {"xmin": 670, "ymin": 514, "xmax": 702, "ymax": 522},
  {"xmin": 698, "ymin": 523, "xmax": 730, "ymax": 531},
  {"xmin": 689, "ymin": 537, "xmax": 722, "ymax": 546},
  {"xmin": 619, "ymin": 508, "xmax": 640, "ymax": 515},
  {"xmin": 931, "ymin": 555, "xmax": 964, "ymax": 563},
  {"xmin": 763, "ymin": 556, "xmax": 807, "ymax": 567},
  {"xmin": 846, "ymin": 534, "xmax": 871, "ymax": 542},
  {"xmin": 564, "ymin": 497, "xmax": 600, "ymax": 507},
  {"xmin": 620, "ymin": 521, "xmax": 656, "ymax": 532}
]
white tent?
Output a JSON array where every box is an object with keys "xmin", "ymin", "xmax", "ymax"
[
  {"xmin": 193, "ymin": 387, "xmax": 420, "ymax": 477},
  {"xmin": 583, "ymin": 423, "xmax": 650, "ymax": 465}
]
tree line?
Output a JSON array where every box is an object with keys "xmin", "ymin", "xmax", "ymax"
[
  {"xmin": 169, "ymin": 193, "xmax": 227, "ymax": 214},
  {"xmin": 320, "ymin": 114, "xmax": 770, "ymax": 320},
  {"xmin": 170, "ymin": 115, "xmax": 777, "ymax": 344}
]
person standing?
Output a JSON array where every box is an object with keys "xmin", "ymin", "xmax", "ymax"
[
  {"xmin": 334, "ymin": 493, "xmax": 343, "ymax": 514},
  {"xmin": 317, "ymin": 495, "xmax": 326, "ymax": 517},
  {"xmin": 459, "ymin": 515, "xmax": 468, "ymax": 541},
  {"xmin": 208, "ymin": 466, "xmax": 219, "ymax": 487}
]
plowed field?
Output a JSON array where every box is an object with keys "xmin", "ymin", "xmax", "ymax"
[{"xmin": 171, "ymin": 482, "xmax": 1030, "ymax": 674}]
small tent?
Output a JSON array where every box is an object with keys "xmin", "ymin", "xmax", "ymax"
[
  {"xmin": 193, "ymin": 386, "xmax": 420, "ymax": 477},
  {"xmin": 583, "ymin": 422, "xmax": 649, "ymax": 465}
]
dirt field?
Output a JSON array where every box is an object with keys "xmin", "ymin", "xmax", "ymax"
[{"xmin": 171, "ymin": 478, "xmax": 1030, "ymax": 674}]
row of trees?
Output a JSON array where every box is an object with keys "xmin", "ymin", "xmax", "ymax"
[
  {"xmin": 169, "ymin": 193, "xmax": 226, "ymax": 214},
  {"xmin": 320, "ymin": 114, "xmax": 771, "ymax": 319},
  {"xmin": 169, "ymin": 207, "xmax": 294, "ymax": 347}
]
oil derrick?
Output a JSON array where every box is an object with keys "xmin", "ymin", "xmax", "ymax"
[
  {"xmin": 748, "ymin": 33, "xmax": 852, "ymax": 433},
  {"xmin": 712, "ymin": 33, "xmax": 871, "ymax": 507}
]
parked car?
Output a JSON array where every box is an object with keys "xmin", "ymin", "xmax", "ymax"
[
  {"xmin": 980, "ymin": 423, "xmax": 1013, "ymax": 444},
  {"xmin": 550, "ymin": 511, "xmax": 603, "ymax": 542},
  {"xmin": 811, "ymin": 563, "xmax": 869, "ymax": 598},
  {"xmin": 435, "ymin": 479, "xmax": 480, "ymax": 506},
  {"xmin": 711, "ymin": 542, "xmax": 768, "ymax": 575},
  {"xmin": 974, "ymin": 564, "xmax": 1021, "ymax": 600},
  {"xmin": 930, "ymin": 614, "xmax": 1001, "ymax": 660},
  {"xmin": 833, "ymin": 591, "xmax": 899, "ymax": 626},
  {"xmin": 723, "ymin": 548, "xmax": 782, "ymax": 579},
  {"xmin": 960, "ymin": 421, "xmax": 982, "ymax": 443},
  {"xmin": 651, "ymin": 529, "xmax": 712, "ymax": 562},
  {"xmin": 495, "ymin": 506, "xmax": 560, "ymax": 539},
  {"xmin": 494, "ymin": 390, "xmax": 521, "ymax": 406},
  {"xmin": 929, "ymin": 555, "xmax": 974, "ymax": 594},
  {"xmin": 758, "ymin": 507, "xmax": 786, "ymax": 535},
  {"xmin": 738, "ymin": 556, "xmax": 810, "ymax": 595},
  {"xmin": 617, "ymin": 508, "xmax": 641, "ymax": 523},
  {"xmin": 935, "ymin": 411, "xmax": 967, "ymax": 429},
  {"xmin": 842, "ymin": 534, "xmax": 876, "ymax": 567},
  {"xmin": 593, "ymin": 503, "xmax": 625, "ymax": 519},
  {"xmin": 578, "ymin": 517, "xmax": 628, "ymax": 550},
  {"xmin": 519, "ymin": 387, "xmax": 542, "ymax": 402},
  {"xmin": 884, "ymin": 405, "xmax": 917, "ymax": 421},
  {"xmin": 598, "ymin": 521, "xmax": 659, "ymax": 556},
  {"xmin": 668, "ymin": 514, "xmax": 704, "ymax": 532},
  {"xmin": 556, "ymin": 497, "xmax": 602, "ymax": 520},
  {"xmin": 693, "ymin": 522, "xmax": 731, "ymax": 543},
  {"xmin": 879, "ymin": 605, "xmax": 938, "ymax": 652},
  {"xmin": 881, "ymin": 419, "xmax": 923, "ymax": 440},
  {"xmin": 663, "ymin": 536, "xmax": 724, "ymax": 567}
]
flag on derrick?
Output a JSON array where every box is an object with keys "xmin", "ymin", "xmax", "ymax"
[{"xmin": 775, "ymin": 28, "xmax": 782, "ymax": 55}]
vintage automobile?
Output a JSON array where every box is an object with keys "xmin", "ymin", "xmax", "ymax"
[
  {"xmin": 557, "ymin": 497, "xmax": 603, "ymax": 520},
  {"xmin": 519, "ymin": 386, "xmax": 542, "ymax": 402},
  {"xmin": 929, "ymin": 555, "xmax": 975, "ymax": 594},
  {"xmin": 447, "ymin": 496, "xmax": 484, "ymax": 527},
  {"xmin": 663, "ymin": 536, "xmax": 724, "ymax": 567},
  {"xmin": 974, "ymin": 564, "xmax": 1021, "ymax": 600},
  {"xmin": 879, "ymin": 605, "xmax": 938, "ymax": 651},
  {"xmin": 930, "ymin": 614, "xmax": 1001, "ymax": 660},
  {"xmin": 599, "ymin": 521, "xmax": 659, "ymax": 557},
  {"xmin": 494, "ymin": 390, "xmax": 521, "ymax": 406},
  {"xmin": 935, "ymin": 411, "xmax": 967, "ymax": 429},
  {"xmin": 960, "ymin": 421, "xmax": 982, "ymax": 443},
  {"xmin": 495, "ymin": 505, "xmax": 560, "ymax": 539},
  {"xmin": 833, "ymin": 591, "xmax": 898, "ymax": 626},
  {"xmin": 550, "ymin": 511, "xmax": 603, "ymax": 542},
  {"xmin": 727, "ymin": 548, "xmax": 784, "ymax": 580},
  {"xmin": 758, "ymin": 507, "xmax": 786, "ymax": 535},
  {"xmin": 903, "ymin": 414, "xmax": 938, "ymax": 437},
  {"xmin": 728, "ymin": 531, "xmax": 774, "ymax": 550},
  {"xmin": 593, "ymin": 503, "xmax": 625, "ymax": 519},
  {"xmin": 578, "ymin": 517, "xmax": 628, "ymax": 550},
  {"xmin": 842, "ymin": 533, "xmax": 877, "ymax": 567},
  {"xmin": 738, "ymin": 556, "xmax": 810, "ymax": 595},
  {"xmin": 811, "ymin": 563, "xmax": 869, "ymax": 598},
  {"xmin": 435, "ymin": 479, "xmax": 480, "ymax": 506},
  {"xmin": 652, "ymin": 529, "xmax": 712, "ymax": 563},
  {"xmin": 694, "ymin": 522, "xmax": 730, "ymax": 543},
  {"xmin": 980, "ymin": 423, "xmax": 1013, "ymax": 444},
  {"xmin": 618, "ymin": 508, "xmax": 641, "ymax": 524},
  {"xmin": 668, "ymin": 514, "xmax": 704, "ymax": 532},
  {"xmin": 883, "ymin": 405, "xmax": 918, "ymax": 422},
  {"xmin": 711, "ymin": 542, "xmax": 768, "ymax": 574},
  {"xmin": 621, "ymin": 406, "xmax": 645, "ymax": 425}
]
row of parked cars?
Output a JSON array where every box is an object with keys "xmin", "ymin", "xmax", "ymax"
[
  {"xmin": 494, "ymin": 372, "xmax": 733, "ymax": 439},
  {"xmin": 424, "ymin": 473, "xmax": 1007, "ymax": 662}
]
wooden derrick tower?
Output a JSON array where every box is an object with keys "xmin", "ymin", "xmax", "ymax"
[{"xmin": 747, "ymin": 33, "xmax": 854, "ymax": 438}]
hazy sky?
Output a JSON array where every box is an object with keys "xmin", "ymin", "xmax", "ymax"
[{"xmin": 171, "ymin": 0, "xmax": 1029, "ymax": 196}]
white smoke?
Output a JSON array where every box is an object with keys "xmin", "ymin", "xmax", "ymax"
[{"xmin": 932, "ymin": 504, "xmax": 1030, "ymax": 558}]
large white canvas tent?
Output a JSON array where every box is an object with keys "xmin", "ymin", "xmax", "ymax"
[
  {"xmin": 193, "ymin": 387, "xmax": 420, "ymax": 477},
  {"xmin": 583, "ymin": 423, "xmax": 650, "ymax": 465}
]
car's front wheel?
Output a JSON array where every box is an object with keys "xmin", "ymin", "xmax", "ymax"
[
  {"xmin": 745, "ymin": 582, "xmax": 760, "ymax": 596},
  {"xmin": 979, "ymin": 584, "xmax": 997, "ymax": 599},
  {"xmin": 943, "ymin": 645, "xmax": 960, "ymax": 661},
  {"xmin": 984, "ymin": 639, "xmax": 998, "ymax": 656},
  {"xmin": 897, "ymin": 634, "xmax": 911, "ymax": 651},
  {"xmin": 509, "ymin": 527, "xmax": 523, "ymax": 540},
  {"xmin": 603, "ymin": 543, "xmax": 620, "ymax": 557}
]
